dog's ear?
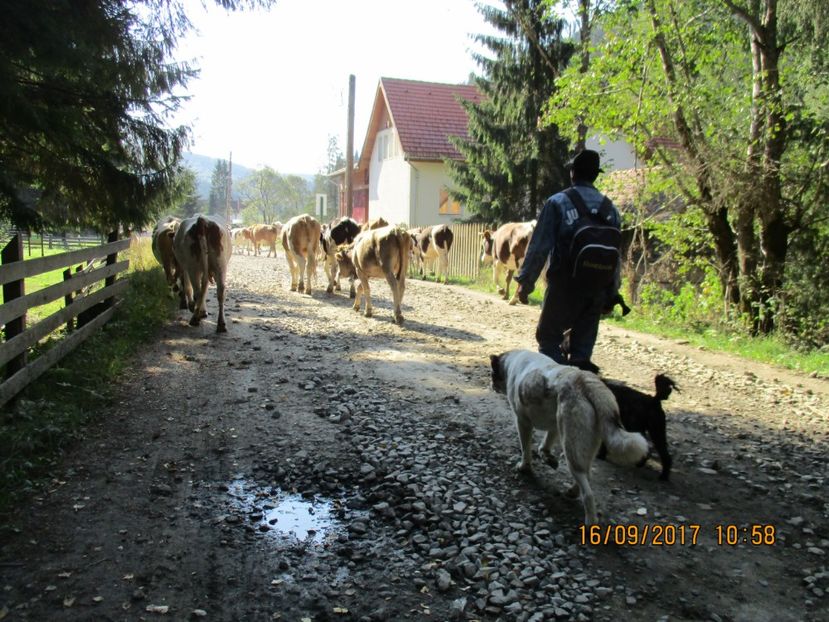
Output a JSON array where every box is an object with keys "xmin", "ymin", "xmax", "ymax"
[
  {"xmin": 654, "ymin": 374, "xmax": 678, "ymax": 401},
  {"xmin": 489, "ymin": 354, "xmax": 506, "ymax": 393}
]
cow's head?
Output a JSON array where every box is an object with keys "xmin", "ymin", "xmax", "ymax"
[
  {"xmin": 335, "ymin": 248, "xmax": 356, "ymax": 279},
  {"xmin": 480, "ymin": 230, "xmax": 494, "ymax": 265},
  {"xmin": 329, "ymin": 217, "xmax": 361, "ymax": 246}
]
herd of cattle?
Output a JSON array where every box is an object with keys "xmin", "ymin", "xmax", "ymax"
[{"xmin": 151, "ymin": 213, "xmax": 539, "ymax": 331}]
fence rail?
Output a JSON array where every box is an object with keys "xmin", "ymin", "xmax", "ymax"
[
  {"xmin": 0, "ymin": 233, "xmax": 130, "ymax": 408},
  {"xmin": 446, "ymin": 222, "xmax": 489, "ymax": 280}
]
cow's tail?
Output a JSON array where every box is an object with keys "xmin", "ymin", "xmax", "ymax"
[
  {"xmin": 581, "ymin": 374, "xmax": 648, "ymax": 465},
  {"xmin": 194, "ymin": 216, "xmax": 210, "ymax": 284},
  {"xmin": 395, "ymin": 227, "xmax": 409, "ymax": 282}
]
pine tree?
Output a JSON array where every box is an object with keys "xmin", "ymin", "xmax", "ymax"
[
  {"xmin": 448, "ymin": 0, "xmax": 574, "ymax": 223},
  {"xmin": 208, "ymin": 160, "xmax": 230, "ymax": 216},
  {"xmin": 0, "ymin": 0, "xmax": 273, "ymax": 232}
]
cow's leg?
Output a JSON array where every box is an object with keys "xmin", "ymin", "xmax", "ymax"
[
  {"xmin": 382, "ymin": 268, "xmax": 402, "ymax": 323},
  {"xmin": 215, "ymin": 272, "xmax": 227, "ymax": 333},
  {"xmin": 325, "ymin": 255, "xmax": 336, "ymax": 294},
  {"xmin": 285, "ymin": 252, "xmax": 298, "ymax": 291},
  {"xmin": 395, "ymin": 274, "xmax": 406, "ymax": 324},
  {"xmin": 296, "ymin": 254, "xmax": 307, "ymax": 293},
  {"xmin": 189, "ymin": 270, "xmax": 208, "ymax": 326},
  {"xmin": 494, "ymin": 262, "xmax": 507, "ymax": 297},
  {"xmin": 349, "ymin": 277, "xmax": 356, "ymax": 299},
  {"xmin": 179, "ymin": 271, "xmax": 195, "ymax": 312},
  {"xmin": 504, "ymin": 269, "xmax": 515, "ymax": 302},
  {"xmin": 352, "ymin": 280, "xmax": 363, "ymax": 313},
  {"xmin": 358, "ymin": 274, "xmax": 372, "ymax": 317},
  {"xmin": 304, "ymin": 251, "xmax": 316, "ymax": 295},
  {"xmin": 438, "ymin": 249, "xmax": 449, "ymax": 284}
]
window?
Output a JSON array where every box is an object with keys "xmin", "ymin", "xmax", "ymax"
[{"xmin": 439, "ymin": 188, "xmax": 461, "ymax": 215}]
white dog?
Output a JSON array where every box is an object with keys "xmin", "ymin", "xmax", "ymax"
[{"xmin": 490, "ymin": 350, "xmax": 648, "ymax": 525}]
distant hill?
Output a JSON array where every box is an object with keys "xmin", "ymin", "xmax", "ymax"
[
  {"xmin": 182, "ymin": 152, "xmax": 316, "ymax": 200},
  {"xmin": 182, "ymin": 153, "xmax": 255, "ymax": 200}
]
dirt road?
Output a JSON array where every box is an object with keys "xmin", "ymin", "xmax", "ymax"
[{"xmin": 1, "ymin": 252, "xmax": 827, "ymax": 621}]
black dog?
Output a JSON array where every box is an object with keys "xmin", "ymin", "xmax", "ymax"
[{"xmin": 597, "ymin": 375, "xmax": 678, "ymax": 480}]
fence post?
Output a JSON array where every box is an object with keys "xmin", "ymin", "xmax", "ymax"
[
  {"xmin": 104, "ymin": 231, "xmax": 118, "ymax": 309},
  {"xmin": 2, "ymin": 234, "xmax": 27, "ymax": 379}
]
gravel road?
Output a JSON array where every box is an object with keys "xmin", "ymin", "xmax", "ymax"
[{"xmin": 1, "ymin": 251, "xmax": 827, "ymax": 622}]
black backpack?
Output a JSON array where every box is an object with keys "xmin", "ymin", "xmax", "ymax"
[{"xmin": 562, "ymin": 188, "xmax": 621, "ymax": 291}]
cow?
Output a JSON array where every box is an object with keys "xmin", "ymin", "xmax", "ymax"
[
  {"xmin": 335, "ymin": 225, "xmax": 410, "ymax": 324},
  {"xmin": 320, "ymin": 216, "xmax": 361, "ymax": 294},
  {"xmin": 251, "ymin": 223, "xmax": 282, "ymax": 257},
  {"xmin": 231, "ymin": 227, "xmax": 250, "ymax": 255},
  {"xmin": 281, "ymin": 214, "xmax": 321, "ymax": 294},
  {"xmin": 414, "ymin": 224, "xmax": 454, "ymax": 284},
  {"xmin": 361, "ymin": 217, "xmax": 389, "ymax": 232},
  {"xmin": 151, "ymin": 216, "xmax": 187, "ymax": 308},
  {"xmin": 172, "ymin": 214, "xmax": 232, "ymax": 332},
  {"xmin": 480, "ymin": 220, "xmax": 536, "ymax": 305}
]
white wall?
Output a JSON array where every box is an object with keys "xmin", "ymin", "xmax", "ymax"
[
  {"xmin": 368, "ymin": 129, "xmax": 411, "ymax": 225},
  {"xmin": 586, "ymin": 135, "xmax": 638, "ymax": 172},
  {"xmin": 409, "ymin": 161, "xmax": 464, "ymax": 227}
]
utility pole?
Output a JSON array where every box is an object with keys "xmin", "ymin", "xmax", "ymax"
[
  {"xmin": 225, "ymin": 151, "xmax": 233, "ymax": 223},
  {"xmin": 345, "ymin": 74, "xmax": 355, "ymax": 218}
]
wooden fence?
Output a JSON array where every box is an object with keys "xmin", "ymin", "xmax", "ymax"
[
  {"xmin": 0, "ymin": 233, "xmax": 130, "ymax": 408},
  {"xmin": 445, "ymin": 222, "xmax": 489, "ymax": 280}
]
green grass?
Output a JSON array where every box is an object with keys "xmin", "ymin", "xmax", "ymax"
[
  {"xmin": 609, "ymin": 312, "xmax": 829, "ymax": 377},
  {"xmin": 453, "ymin": 266, "xmax": 828, "ymax": 377},
  {"xmin": 0, "ymin": 239, "xmax": 175, "ymax": 512}
]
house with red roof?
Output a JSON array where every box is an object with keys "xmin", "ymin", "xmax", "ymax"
[{"xmin": 330, "ymin": 77, "xmax": 482, "ymax": 226}]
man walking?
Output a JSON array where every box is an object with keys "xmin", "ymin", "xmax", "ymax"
[{"xmin": 513, "ymin": 149, "xmax": 621, "ymax": 369}]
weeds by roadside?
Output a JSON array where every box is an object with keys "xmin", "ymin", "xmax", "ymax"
[
  {"xmin": 0, "ymin": 239, "xmax": 174, "ymax": 512},
  {"xmin": 455, "ymin": 266, "xmax": 829, "ymax": 377}
]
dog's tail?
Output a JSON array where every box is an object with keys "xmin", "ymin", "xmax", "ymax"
[
  {"xmin": 581, "ymin": 374, "xmax": 648, "ymax": 465},
  {"xmin": 654, "ymin": 374, "xmax": 678, "ymax": 401}
]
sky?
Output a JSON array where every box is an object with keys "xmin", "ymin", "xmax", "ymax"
[{"xmin": 171, "ymin": 0, "xmax": 501, "ymax": 176}]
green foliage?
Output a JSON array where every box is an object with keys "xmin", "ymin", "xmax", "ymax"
[
  {"xmin": 0, "ymin": 0, "xmax": 274, "ymax": 232},
  {"xmin": 546, "ymin": 0, "xmax": 829, "ymax": 344},
  {"xmin": 0, "ymin": 239, "xmax": 175, "ymax": 510},
  {"xmin": 237, "ymin": 168, "xmax": 314, "ymax": 224},
  {"xmin": 448, "ymin": 0, "xmax": 574, "ymax": 223}
]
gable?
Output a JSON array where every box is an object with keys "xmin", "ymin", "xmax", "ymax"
[{"xmin": 358, "ymin": 77, "xmax": 481, "ymax": 172}]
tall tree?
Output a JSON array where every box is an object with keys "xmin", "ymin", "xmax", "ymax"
[
  {"xmin": 208, "ymin": 160, "xmax": 231, "ymax": 216},
  {"xmin": 0, "ymin": 0, "xmax": 273, "ymax": 232},
  {"xmin": 547, "ymin": 0, "xmax": 829, "ymax": 333},
  {"xmin": 448, "ymin": 0, "xmax": 574, "ymax": 223},
  {"xmin": 237, "ymin": 167, "xmax": 282, "ymax": 223}
]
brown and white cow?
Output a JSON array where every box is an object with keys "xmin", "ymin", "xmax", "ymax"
[
  {"xmin": 172, "ymin": 214, "xmax": 232, "ymax": 332},
  {"xmin": 414, "ymin": 224, "xmax": 454, "ymax": 284},
  {"xmin": 281, "ymin": 214, "xmax": 321, "ymax": 294},
  {"xmin": 480, "ymin": 220, "xmax": 536, "ymax": 305},
  {"xmin": 320, "ymin": 216, "xmax": 361, "ymax": 294},
  {"xmin": 360, "ymin": 217, "xmax": 389, "ymax": 232},
  {"xmin": 251, "ymin": 223, "xmax": 282, "ymax": 257},
  {"xmin": 152, "ymin": 216, "xmax": 187, "ymax": 308},
  {"xmin": 335, "ymin": 225, "xmax": 410, "ymax": 324},
  {"xmin": 231, "ymin": 227, "xmax": 251, "ymax": 255}
]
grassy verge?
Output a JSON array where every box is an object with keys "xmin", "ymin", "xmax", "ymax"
[
  {"xmin": 0, "ymin": 239, "xmax": 174, "ymax": 512},
  {"xmin": 608, "ymin": 313, "xmax": 829, "ymax": 377},
  {"xmin": 447, "ymin": 267, "xmax": 828, "ymax": 377}
]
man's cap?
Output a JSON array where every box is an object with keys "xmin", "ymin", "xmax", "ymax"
[{"xmin": 565, "ymin": 149, "xmax": 603, "ymax": 178}]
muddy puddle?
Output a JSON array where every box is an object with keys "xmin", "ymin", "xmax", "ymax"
[{"xmin": 224, "ymin": 479, "xmax": 361, "ymax": 545}]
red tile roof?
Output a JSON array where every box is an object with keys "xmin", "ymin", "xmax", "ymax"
[{"xmin": 380, "ymin": 78, "xmax": 481, "ymax": 162}]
